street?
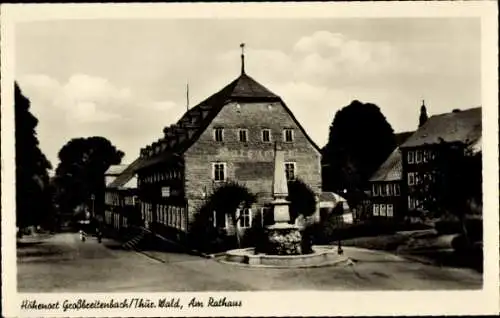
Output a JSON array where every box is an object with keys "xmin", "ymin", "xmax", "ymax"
[{"xmin": 17, "ymin": 233, "xmax": 482, "ymax": 292}]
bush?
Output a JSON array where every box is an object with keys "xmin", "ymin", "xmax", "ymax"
[
  {"xmin": 187, "ymin": 181, "xmax": 256, "ymax": 253},
  {"xmin": 310, "ymin": 219, "xmax": 398, "ymax": 244},
  {"xmin": 435, "ymin": 218, "xmax": 482, "ymax": 241},
  {"xmin": 451, "ymin": 235, "xmax": 483, "ymax": 272}
]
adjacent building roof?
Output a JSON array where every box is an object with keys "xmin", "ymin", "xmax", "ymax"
[
  {"xmin": 135, "ymin": 70, "xmax": 321, "ymax": 171},
  {"xmin": 105, "ymin": 164, "xmax": 128, "ymax": 176},
  {"xmin": 400, "ymin": 107, "xmax": 481, "ymax": 149},
  {"xmin": 395, "ymin": 131, "xmax": 414, "ymax": 147},
  {"xmin": 319, "ymin": 191, "xmax": 348, "ymax": 203},
  {"xmin": 107, "ymin": 159, "xmax": 141, "ymax": 189},
  {"xmin": 369, "ymin": 148, "xmax": 403, "ymax": 182}
]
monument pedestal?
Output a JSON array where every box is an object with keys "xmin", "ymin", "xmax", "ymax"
[{"xmin": 265, "ymin": 223, "xmax": 302, "ymax": 255}]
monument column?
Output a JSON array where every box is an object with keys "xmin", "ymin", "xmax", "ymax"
[{"xmin": 264, "ymin": 142, "xmax": 303, "ymax": 255}]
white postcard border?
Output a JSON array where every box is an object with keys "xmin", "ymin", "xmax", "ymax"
[{"xmin": 2, "ymin": 2, "xmax": 499, "ymax": 317}]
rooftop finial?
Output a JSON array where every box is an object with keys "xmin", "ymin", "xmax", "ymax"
[
  {"xmin": 186, "ymin": 82, "xmax": 190, "ymax": 111},
  {"xmin": 240, "ymin": 43, "xmax": 246, "ymax": 74},
  {"xmin": 419, "ymin": 99, "xmax": 428, "ymax": 127}
]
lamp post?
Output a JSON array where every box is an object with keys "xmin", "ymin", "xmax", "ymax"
[
  {"xmin": 338, "ymin": 189, "xmax": 347, "ymax": 255},
  {"xmin": 91, "ymin": 194, "xmax": 95, "ymax": 217}
]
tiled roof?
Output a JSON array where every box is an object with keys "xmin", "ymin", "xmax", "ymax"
[
  {"xmin": 319, "ymin": 191, "xmax": 347, "ymax": 203},
  {"xmin": 369, "ymin": 148, "xmax": 403, "ymax": 182},
  {"xmin": 105, "ymin": 164, "xmax": 128, "ymax": 176},
  {"xmin": 400, "ymin": 107, "xmax": 481, "ymax": 148},
  {"xmin": 135, "ymin": 71, "xmax": 320, "ymax": 171},
  {"xmin": 107, "ymin": 159, "xmax": 141, "ymax": 189}
]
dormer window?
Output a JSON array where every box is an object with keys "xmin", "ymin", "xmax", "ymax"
[
  {"xmin": 238, "ymin": 129, "xmax": 248, "ymax": 142},
  {"xmin": 283, "ymin": 128, "xmax": 294, "ymax": 142},
  {"xmin": 214, "ymin": 127, "xmax": 224, "ymax": 142}
]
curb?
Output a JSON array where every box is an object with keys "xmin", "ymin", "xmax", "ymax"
[
  {"xmin": 216, "ymin": 256, "xmax": 352, "ymax": 269},
  {"xmin": 132, "ymin": 228, "xmax": 213, "ymax": 259}
]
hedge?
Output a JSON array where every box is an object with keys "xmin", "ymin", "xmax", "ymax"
[{"xmin": 435, "ymin": 218, "xmax": 482, "ymax": 241}]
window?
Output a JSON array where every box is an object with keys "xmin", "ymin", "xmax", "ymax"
[
  {"xmin": 213, "ymin": 127, "xmax": 224, "ymax": 142},
  {"xmin": 373, "ymin": 204, "xmax": 380, "ymax": 216},
  {"xmin": 394, "ymin": 184, "xmax": 400, "ymax": 196},
  {"xmin": 167, "ymin": 206, "xmax": 171, "ymax": 226},
  {"xmin": 423, "ymin": 150, "xmax": 429, "ymax": 162},
  {"xmin": 387, "ymin": 204, "xmax": 394, "ymax": 217},
  {"xmin": 380, "ymin": 184, "xmax": 387, "ymax": 196},
  {"xmin": 178, "ymin": 208, "xmax": 182, "ymax": 229},
  {"xmin": 238, "ymin": 129, "xmax": 248, "ymax": 142},
  {"xmin": 430, "ymin": 150, "xmax": 436, "ymax": 160},
  {"xmin": 181, "ymin": 208, "xmax": 186, "ymax": 231},
  {"xmin": 284, "ymin": 162, "xmax": 296, "ymax": 181},
  {"xmin": 213, "ymin": 163, "xmax": 226, "ymax": 182},
  {"xmin": 407, "ymin": 151, "xmax": 415, "ymax": 164},
  {"xmin": 172, "ymin": 207, "xmax": 177, "ymax": 228},
  {"xmin": 408, "ymin": 172, "xmax": 415, "ymax": 185},
  {"xmin": 238, "ymin": 208, "xmax": 252, "ymax": 228},
  {"xmin": 380, "ymin": 204, "xmax": 387, "ymax": 216},
  {"xmin": 161, "ymin": 186, "xmax": 170, "ymax": 198},
  {"xmin": 262, "ymin": 129, "xmax": 271, "ymax": 142},
  {"xmin": 372, "ymin": 184, "xmax": 379, "ymax": 196},
  {"xmin": 283, "ymin": 128, "xmax": 294, "ymax": 142},
  {"xmin": 261, "ymin": 207, "xmax": 272, "ymax": 227},
  {"xmin": 387, "ymin": 184, "xmax": 393, "ymax": 196},
  {"xmin": 415, "ymin": 172, "xmax": 422, "ymax": 185},
  {"xmin": 416, "ymin": 150, "xmax": 422, "ymax": 163},
  {"xmin": 408, "ymin": 197, "xmax": 415, "ymax": 210}
]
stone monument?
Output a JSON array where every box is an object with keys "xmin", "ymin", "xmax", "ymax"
[{"xmin": 264, "ymin": 143, "xmax": 302, "ymax": 255}]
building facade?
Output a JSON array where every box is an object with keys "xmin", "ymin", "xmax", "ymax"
[
  {"xmin": 104, "ymin": 161, "xmax": 140, "ymax": 232},
  {"xmin": 368, "ymin": 148, "xmax": 404, "ymax": 221},
  {"xmin": 134, "ymin": 63, "xmax": 322, "ymax": 241},
  {"xmin": 399, "ymin": 107, "xmax": 482, "ymax": 220}
]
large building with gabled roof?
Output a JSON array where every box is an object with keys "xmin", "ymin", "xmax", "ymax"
[
  {"xmin": 399, "ymin": 107, "xmax": 482, "ymax": 216},
  {"xmin": 134, "ymin": 51, "xmax": 322, "ymax": 240}
]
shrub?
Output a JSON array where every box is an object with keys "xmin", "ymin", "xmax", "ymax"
[
  {"xmin": 435, "ymin": 218, "xmax": 482, "ymax": 241},
  {"xmin": 310, "ymin": 218, "xmax": 400, "ymax": 244},
  {"xmin": 188, "ymin": 181, "xmax": 256, "ymax": 252}
]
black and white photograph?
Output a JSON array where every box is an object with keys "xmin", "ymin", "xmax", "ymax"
[{"xmin": 1, "ymin": 2, "xmax": 498, "ymax": 317}]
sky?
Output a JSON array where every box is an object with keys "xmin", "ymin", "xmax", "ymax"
[{"xmin": 15, "ymin": 18, "xmax": 481, "ymax": 170}]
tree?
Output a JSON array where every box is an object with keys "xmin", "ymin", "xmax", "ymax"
[
  {"xmin": 410, "ymin": 140, "xmax": 482, "ymax": 243},
  {"xmin": 287, "ymin": 178, "xmax": 316, "ymax": 222},
  {"xmin": 53, "ymin": 137, "xmax": 124, "ymax": 219},
  {"xmin": 15, "ymin": 82, "xmax": 53, "ymax": 229},
  {"xmin": 322, "ymin": 100, "xmax": 396, "ymax": 205},
  {"xmin": 419, "ymin": 101, "xmax": 428, "ymax": 128},
  {"xmin": 203, "ymin": 182, "xmax": 256, "ymax": 248},
  {"xmin": 287, "ymin": 178, "xmax": 317, "ymax": 253}
]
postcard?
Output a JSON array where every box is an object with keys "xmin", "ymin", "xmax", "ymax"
[{"xmin": 1, "ymin": 2, "xmax": 498, "ymax": 317}]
